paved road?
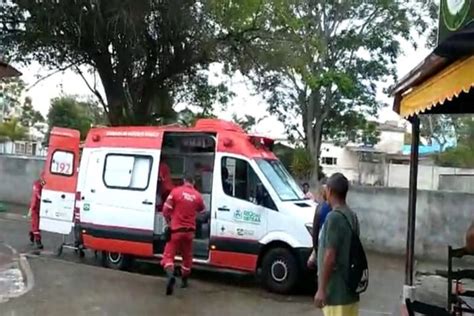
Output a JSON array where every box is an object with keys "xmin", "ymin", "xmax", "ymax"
[{"xmin": 0, "ymin": 215, "xmax": 404, "ymax": 315}]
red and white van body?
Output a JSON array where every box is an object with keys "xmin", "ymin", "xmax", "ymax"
[{"xmin": 40, "ymin": 119, "xmax": 315, "ymax": 293}]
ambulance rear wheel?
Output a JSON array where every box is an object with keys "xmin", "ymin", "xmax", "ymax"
[
  {"xmin": 261, "ymin": 248, "xmax": 299, "ymax": 294},
  {"xmin": 102, "ymin": 252, "xmax": 133, "ymax": 270}
]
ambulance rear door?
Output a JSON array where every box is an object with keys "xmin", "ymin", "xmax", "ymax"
[{"xmin": 40, "ymin": 127, "xmax": 81, "ymax": 234}]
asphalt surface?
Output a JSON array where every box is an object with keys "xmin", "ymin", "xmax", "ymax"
[{"xmin": 0, "ymin": 215, "xmax": 406, "ymax": 315}]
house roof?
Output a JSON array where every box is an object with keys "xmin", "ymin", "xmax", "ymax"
[
  {"xmin": 0, "ymin": 61, "xmax": 21, "ymax": 79},
  {"xmin": 377, "ymin": 122, "xmax": 405, "ymax": 133},
  {"xmin": 390, "ymin": 24, "xmax": 474, "ymax": 118}
]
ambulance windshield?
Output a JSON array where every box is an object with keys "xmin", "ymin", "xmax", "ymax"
[{"xmin": 256, "ymin": 159, "xmax": 306, "ymax": 201}]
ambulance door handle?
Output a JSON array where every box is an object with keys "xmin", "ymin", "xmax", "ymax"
[
  {"xmin": 217, "ymin": 206, "xmax": 230, "ymax": 212},
  {"xmin": 142, "ymin": 200, "xmax": 153, "ymax": 205},
  {"xmin": 42, "ymin": 199, "xmax": 52, "ymax": 204}
]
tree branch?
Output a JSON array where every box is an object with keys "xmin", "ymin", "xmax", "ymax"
[
  {"xmin": 72, "ymin": 64, "xmax": 108, "ymax": 113},
  {"xmin": 25, "ymin": 61, "xmax": 79, "ymax": 91}
]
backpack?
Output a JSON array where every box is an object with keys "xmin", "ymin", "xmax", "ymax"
[{"xmin": 335, "ymin": 210, "xmax": 369, "ymax": 294}]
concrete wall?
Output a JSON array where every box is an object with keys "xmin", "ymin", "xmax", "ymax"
[
  {"xmin": 348, "ymin": 186, "xmax": 474, "ymax": 260},
  {"xmin": 439, "ymin": 174, "xmax": 474, "ymax": 192},
  {"xmin": 0, "ymin": 155, "xmax": 45, "ymax": 205}
]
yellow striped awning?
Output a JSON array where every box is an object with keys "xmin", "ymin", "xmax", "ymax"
[{"xmin": 399, "ymin": 55, "xmax": 474, "ymax": 117}]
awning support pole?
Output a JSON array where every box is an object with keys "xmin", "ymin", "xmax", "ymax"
[{"xmin": 405, "ymin": 115, "xmax": 420, "ymax": 286}]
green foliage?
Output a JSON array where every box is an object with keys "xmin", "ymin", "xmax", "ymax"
[
  {"xmin": 232, "ymin": 114, "xmax": 257, "ymax": 132},
  {"xmin": 434, "ymin": 116, "xmax": 474, "ymax": 168},
  {"xmin": 0, "ymin": 0, "xmax": 263, "ymax": 125},
  {"xmin": 0, "ymin": 117, "xmax": 28, "ymax": 142},
  {"xmin": 290, "ymin": 147, "xmax": 314, "ymax": 181},
  {"xmin": 176, "ymin": 108, "xmax": 216, "ymax": 127},
  {"xmin": 46, "ymin": 96, "xmax": 106, "ymax": 142},
  {"xmin": 435, "ymin": 145, "xmax": 474, "ymax": 168},
  {"xmin": 223, "ymin": 0, "xmax": 436, "ymax": 181}
]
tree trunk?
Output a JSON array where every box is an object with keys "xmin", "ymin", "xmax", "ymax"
[{"xmin": 310, "ymin": 119, "xmax": 324, "ymax": 185}]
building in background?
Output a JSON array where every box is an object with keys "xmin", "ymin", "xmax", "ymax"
[
  {"xmin": 320, "ymin": 120, "xmax": 407, "ymax": 182},
  {"xmin": 0, "ymin": 61, "xmax": 47, "ymax": 157}
]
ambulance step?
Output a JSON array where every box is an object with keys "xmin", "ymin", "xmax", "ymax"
[{"xmin": 144, "ymin": 257, "xmax": 251, "ymax": 276}]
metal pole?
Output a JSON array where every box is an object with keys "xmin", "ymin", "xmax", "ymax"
[{"xmin": 405, "ymin": 115, "xmax": 420, "ymax": 286}]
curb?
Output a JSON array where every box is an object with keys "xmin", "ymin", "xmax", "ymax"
[
  {"xmin": 0, "ymin": 212, "xmax": 29, "ymax": 222},
  {"xmin": 0, "ymin": 244, "xmax": 34, "ymax": 302},
  {"xmin": 15, "ymin": 254, "xmax": 34, "ymax": 298}
]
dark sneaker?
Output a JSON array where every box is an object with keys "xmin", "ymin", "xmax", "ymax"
[
  {"xmin": 29, "ymin": 232, "xmax": 34, "ymax": 244},
  {"xmin": 166, "ymin": 276, "xmax": 176, "ymax": 296},
  {"xmin": 35, "ymin": 240, "xmax": 44, "ymax": 250}
]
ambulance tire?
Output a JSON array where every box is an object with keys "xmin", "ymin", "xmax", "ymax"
[
  {"xmin": 261, "ymin": 248, "xmax": 299, "ymax": 294},
  {"xmin": 102, "ymin": 252, "xmax": 133, "ymax": 271}
]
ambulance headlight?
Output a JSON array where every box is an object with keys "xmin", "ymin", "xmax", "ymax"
[{"xmin": 305, "ymin": 223, "xmax": 313, "ymax": 236}]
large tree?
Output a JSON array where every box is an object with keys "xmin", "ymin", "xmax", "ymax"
[
  {"xmin": 216, "ymin": 0, "xmax": 436, "ymax": 182},
  {"xmin": 0, "ymin": 0, "xmax": 265, "ymax": 125},
  {"xmin": 420, "ymin": 115, "xmax": 457, "ymax": 152}
]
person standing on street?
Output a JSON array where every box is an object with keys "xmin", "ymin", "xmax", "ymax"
[
  {"xmin": 302, "ymin": 182, "xmax": 315, "ymax": 201},
  {"xmin": 29, "ymin": 172, "xmax": 45, "ymax": 250},
  {"xmin": 315, "ymin": 173, "xmax": 360, "ymax": 316},
  {"xmin": 161, "ymin": 174, "xmax": 205, "ymax": 295},
  {"xmin": 307, "ymin": 181, "xmax": 332, "ymax": 269}
]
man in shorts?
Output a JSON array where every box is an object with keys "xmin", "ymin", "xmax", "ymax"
[{"xmin": 315, "ymin": 173, "xmax": 360, "ymax": 316}]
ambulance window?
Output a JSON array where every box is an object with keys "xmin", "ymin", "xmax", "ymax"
[
  {"xmin": 222, "ymin": 157, "xmax": 276, "ymax": 210},
  {"xmin": 50, "ymin": 150, "xmax": 74, "ymax": 176},
  {"xmin": 103, "ymin": 154, "xmax": 152, "ymax": 190}
]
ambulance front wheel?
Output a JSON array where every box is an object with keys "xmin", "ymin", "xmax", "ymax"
[
  {"xmin": 261, "ymin": 248, "xmax": 299, "ymax": 294},
  {"xmin": 102, "ymin": 252, "xmax": 133, "ymax": 270}
]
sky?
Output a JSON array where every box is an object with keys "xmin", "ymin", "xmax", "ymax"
[{"xmin": 14, "ymin": 39, "xmax": 430, "ymax": 139}]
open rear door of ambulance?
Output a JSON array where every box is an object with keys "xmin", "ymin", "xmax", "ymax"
[{"xmin": 40, "ymin": 127, "xmax": 80, "ymax": 234}]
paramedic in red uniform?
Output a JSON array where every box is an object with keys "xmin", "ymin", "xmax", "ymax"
[
  {"xmin": 161, "ymin": 174, "xmax": 205, "ymax": 295},
  {"xmin": 29, "ymin": 173, "xmax": 45, "ymax": 249}
]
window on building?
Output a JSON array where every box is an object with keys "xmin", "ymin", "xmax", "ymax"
[
  {"xmin": 14, "ymin": 142, "xmax": 26, "ymax": 155},
  {"xmin": 103, "ymin": 154, "xmax": 152, "ymax": 190},
  {"xmin": 321, "ymin": 157, "xmax": 338, "ymax": 165},
  {"xmin": 222, "ymin": 157, "xmax": 276, "ymax": 210},
  {"xmin": 50, "ymin": 150, "xmax": 74, "ymax": 176}
]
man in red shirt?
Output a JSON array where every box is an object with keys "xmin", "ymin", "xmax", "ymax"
[
  {"xmin": 161, "ymin": 174, "xmax": 205, "ymax": 295},
  {"xmin": 29, "ymin": 172, "xmax": 45, "ymax": 249}
]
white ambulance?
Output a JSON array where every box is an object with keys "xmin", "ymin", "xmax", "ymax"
[{"xmin": 39, "ymin": 119, "xmax": 316, "ymax": 293}]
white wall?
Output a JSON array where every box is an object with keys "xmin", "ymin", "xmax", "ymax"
[{"xmin": 320, "ymin": 143, "xmax": 359, "ymax": 168}]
